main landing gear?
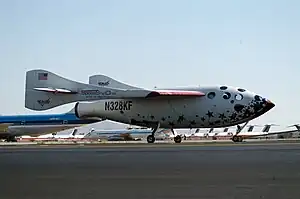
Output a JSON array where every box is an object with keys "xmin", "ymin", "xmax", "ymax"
[
  {"xmin": 146, "ymin": 122, "xmax": 160, "ymax": 144},
  {"xmin": 146, "ymin": 123, "xmax": 182, "ymax": 144}
]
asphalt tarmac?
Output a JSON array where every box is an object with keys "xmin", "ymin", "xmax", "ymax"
[{"xmin": 1, "ymin": 142, "xmax": 300, "ymax": 199}]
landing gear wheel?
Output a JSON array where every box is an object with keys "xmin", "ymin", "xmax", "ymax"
[
  {"xmin": 238, "ymin": 136, "xmax": 243, "ymax": 142},
  {"xmin": 232, "ymin": 135, "xmax": 243, "ymax": 143},
  {"xmin": 174, "ymin": 135, "xmax": 182, "ymax": 143},
  {"xmin": 147, "ymin": 135, "xmax": 155, "ymax": 143}
]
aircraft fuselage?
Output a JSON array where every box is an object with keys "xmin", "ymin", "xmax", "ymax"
[{"xmin": 75, "ymin": 86, "xmax": 275, "ymax": 129}]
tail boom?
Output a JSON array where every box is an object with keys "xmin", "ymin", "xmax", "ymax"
[{"xmin": 25, "ymin": 69, "xmax": 205, "ymax": 111}]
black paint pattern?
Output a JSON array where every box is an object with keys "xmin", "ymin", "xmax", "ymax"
[
  {"xmin": 168, "ymin": 122, "xmax": 175, "ymax": 126},
  {"xmin": 218, "ymin": 113, "xmax": 226, "ymax": 120},
  {"xmin": 190, "ymin": 120, "xmax": 196, "ymax": 125},
  {"xmin": 206, "ymin": 111, "xmax": 214, "ymax": 118},
  {"xmin": 177, "ymin": 115, "xmax": 185, "ymax": 123}
]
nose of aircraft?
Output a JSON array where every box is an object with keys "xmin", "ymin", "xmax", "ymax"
[
  {"xmin": 260, "ymin": 98, "xmax": 275, "ymax": 114},
  {"xmin": 252, "ymin": 95, "xmax": 275, "ymax": 118},
  {"xmin": 265, "ymin": 99, "xmax": 275, "ymax": 110}
]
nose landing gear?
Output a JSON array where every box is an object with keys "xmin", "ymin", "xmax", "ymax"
[{"xmin": 231, "ymin": 121, "xmax": 248, "ymax": 143}]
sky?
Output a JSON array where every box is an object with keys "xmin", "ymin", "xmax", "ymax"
[{"xmin": 0, "ymin": 0, "xmax": 299, "ymax": 129}]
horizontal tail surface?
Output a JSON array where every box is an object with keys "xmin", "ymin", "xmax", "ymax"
[{"xmin": 89, "ymin": 74, "xmax": 141, "ymax": 90}]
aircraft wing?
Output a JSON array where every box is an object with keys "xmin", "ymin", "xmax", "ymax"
[
  {"xmin": 145, "ymin": 90, "xmax": 205, "ymax": 98},
  {"xmin": 33, "ymin": 86, "xmax": 206, "ymax": 98}
]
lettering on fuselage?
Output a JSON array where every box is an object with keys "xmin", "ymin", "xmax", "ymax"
[
  {"xmin": 81, "ymin": 90, "xmax": 115, "ymax": 96},
  {"xmin": 104, "ymin": 101, "xmax": 132, "ymax": 111},
  {"xmin": 37, "ymin": 98, "xmax": 50, "ymax": 106}
]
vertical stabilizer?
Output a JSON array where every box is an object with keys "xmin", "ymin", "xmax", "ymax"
[{"xmin": 89, "ymin": 75, "xmax": 141, "ymax": 90}]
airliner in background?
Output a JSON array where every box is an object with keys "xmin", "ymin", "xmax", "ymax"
[
  {"xmin": 0, "ymin": 108, "xmax": 103, "ymax": 142},
  {"xmin": 78, "ymin": 127, "xmax": 173, "ymax": 141},
  {"xmin": 189, "ymin": 124, "xmax": 300, "ymax": 142},
  {"xmin": 19, "ymin": 127, "xmax": 173, "ymax": 142}
]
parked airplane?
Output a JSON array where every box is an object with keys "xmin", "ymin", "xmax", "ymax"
[
  {"xmin": 82, "ymin": 127, "xmax": 172, "ymax": 141},
  {"xmin": 24, "ymin": 69, "xmax": 275, "ymax": 143},
  {"xmin": 0, "ymin": 108, "xmax": 102, "ymax": 142},
  {"xmin": 231, "ymin": 124, "xmax": 300, "ymax": 142},
  {"xmin": 19, "ymin": 128, "xmax": 81, "ymax": 142}
]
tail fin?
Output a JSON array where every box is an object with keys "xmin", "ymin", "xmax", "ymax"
[
  {"xmin": 88, "ymin": 74, "xmax": 141, "ymax": 90},
  {"xmin": 25, "ymin": 69, "xmax": 157, "ymax": 111},
  {"xmin": 24, "ymin": 69, "xmax": 119, "ymax": 111}
]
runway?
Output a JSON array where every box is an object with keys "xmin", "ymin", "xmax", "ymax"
[{"xmin": 1, "ymin": 142, "xmax": 300, "ymax": 199}]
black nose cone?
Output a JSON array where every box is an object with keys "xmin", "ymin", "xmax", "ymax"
[{"xmin": 264, "ymin": 100, "xmax": 275, "ymax": 112}]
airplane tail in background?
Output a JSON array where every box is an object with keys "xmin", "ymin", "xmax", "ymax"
[
  {"xmin": 25, "ymin": 69, "xmax": 152, "ymax": 111},
  {"xmin": 88, "ymin": 74, "xmax": 141, "ymax": 90}
]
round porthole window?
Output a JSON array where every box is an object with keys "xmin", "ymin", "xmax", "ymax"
[
  {"xmin": 223, "ymin": 92, "xmax": 231, "ymax": 100},
  {"xmin": 235, "ymin": 94, "xmax": 243, "ymax": 101},
  {"xmin": 207, "ymin": 92, "xmax": 216, "ymax": 99},
  {"xmin": 220, "ymin": 86, "xmax": 228, "ymax": 90}
]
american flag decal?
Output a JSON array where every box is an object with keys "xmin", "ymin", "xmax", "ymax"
[{"xmin": 38, "ymin": 73, "xmax": 48, "ymax": 80}]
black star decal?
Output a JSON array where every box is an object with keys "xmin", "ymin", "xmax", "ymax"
[
  {"xmin": 190, "ymin": 120, "xmax": 196, "ymax": 125},
  {"xmin": 219, "ymin": 113, "xmax": 226, "ymax": 120},
  {"xmin": 206, "ymin": 111, "xmax": 214, "ymax": 118},
  {"xmin": 201, "ymin": 117, "xmax": 205, "ymax": 122},
  {"xmin": 161, "ymin": 117, "xmax": 166, "ymax": 121},
  {"xmin": 244, "ymin": 109, "xmax": 251, "ymax": 117},
  {"xmin": 177, "ymin": 115, "xmax": 185, "ymax": 123},
  {"xmin": 230, "ymin": 113, "xmax": 237, "ymax": 120},
  {"xmin": 168, "ymin": 122, "xmax": 175, "ymax": 126},
  {"xmin": 137, "ymin": 113, "xmax": 140, "ymax": 117},
  {"xmin": 196, "ymin": 115, "xmax": 199, "ymax": 117},
  {"xmin": 214, "ymin": 120, "xmax": 221, "ymax": 124}
]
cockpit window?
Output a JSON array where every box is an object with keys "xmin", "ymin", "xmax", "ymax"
[
  {"xmin": 235, "ymin": 94, "xmax": 243, "ymax": 101},
  {"xmin": 237, "ymin": 88, "xmax": 246, "ymax": 92},
  {"xmin": 207, "ymin": 92, "xmax": 216, "ymax": 99},
  {"xmin": 223, "ymin": 92, "xmax": 231, "ymax": 100},
  {"xmin": 220, "ymin": 86, "xmax": 227, "ymax": 90}
]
